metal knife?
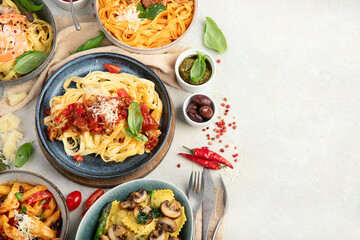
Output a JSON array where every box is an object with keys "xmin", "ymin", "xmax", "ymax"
[{"xmin": 202, "ymin": 168, "xmax": 215, "ymax": 240}]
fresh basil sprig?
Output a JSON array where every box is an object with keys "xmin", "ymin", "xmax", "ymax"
[
  {"xmin": 13, "ymin": 51, "xmax": 47, "ymax": 75},
  {"xmin": 20, "ymin": 0, "xmax": 43, "ymax": 11},
  {"xmin": 204, "ymin": 17, "xmax": 227, "ymax": 54},
  {"xmin": 13, "ymin": 141, "xmax": 34, "ymax": 168},
  {"xmin": 137, "ymin": 3, "xmax": 166, "ymax": 20},
  {"xmin": 76, "ymin": 31, "xmax": 105, "ymax": 53},
  {"xmin": 190, "ymin": 51, "xmax": 207, "ymax": 83},
  {"xmin": 125, "ymin": 102, "xmax": 148, "ymax": 142}
]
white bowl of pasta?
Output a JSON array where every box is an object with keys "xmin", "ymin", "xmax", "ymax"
[
  {"xmin": 0, "ymin": 170, "xmax": 69, "ymax": 239},
  {"xmin": 94, "ymin": 0, "xmax": 198, "ymax": 54},
  {"xmin": 0, "ymin": 0, "xmax": 56, "ymax": 84}
]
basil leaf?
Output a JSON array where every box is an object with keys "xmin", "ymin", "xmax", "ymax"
[
  {"xmin": 15, "ymin": 192, "xmax": 23, "ymax": 201},
  {"xmin": 20, "ymin": 0, "xmax": 43, "ymax": 11},
  {"xmin": 13, "ymin": 141, "xmax": 34, "ymax": 168},
  {"xmin": 135, "ymin": 134, "xmax": 148, "ymax": 143},
  {"xmin": 139, "ymin": 4, "xmax": 166, "ymax": 20},
  {"xmin": 137, "ymin": 3, "xmax": 144, "ymax": 13},
  {"xmin": 204, "ymin": 17, "xmax": 227, "ymax": 54},
  {"xmin": 190, "ymin": 51, "xmax": 207, "ymax": 82},
  {"xmin": 13, "ymin": 51, "xmax": 47, "ymax": 75},
  {"xmin": 125, "ymin": 129, "xmax": 137, "ymax": 138},
  {"xmin": 20, "ymin": 205, "xmax": 27, "ymax": 214},
  {"xmin": 127, "ymin": 102, "xmax": 144, "ymax": 135},
  {"xmin": 76, "ymin": 31, "xmax": 105, "ymax": 53},
  {"xmin": 136, "ymin": 212, "xmax": 149, "ymax": 224}
]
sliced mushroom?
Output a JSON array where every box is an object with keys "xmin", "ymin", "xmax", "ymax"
[
  {"xmin": 157, "ymin": 217, "xmax": 177, "ymax": 233},
  {"xmin": 134, "ymin": 205, "xmax": 153, "ymax": 225},
  {"xmin": 169, "ymin": 237, "xmax": 182, "ymax": 240},
  {"xmin": 130, "ymin": 189, "xmax": 148, "ymax": 203},
  {"xmin": 160, "ymin": 200, "xmax": 182, "ymax": 219},
  {"xmin": 148, "ymin": 226, "xmax": 166, "ymax": 240},
  {"xmin": 119, "ymin": 198, "xmax": 137, "ymax": 210},
  {"xmin": 107, "ymin": 225, "xmax": 127, "ymax": 240},
  {"xmin": 99, "ymin": 235, "xmax": 110, "ymax": 240}
]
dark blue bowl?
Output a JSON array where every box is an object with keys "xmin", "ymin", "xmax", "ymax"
[{"xmin": 35, "ymin": 53, "xmax": 172, "ymax": 187}]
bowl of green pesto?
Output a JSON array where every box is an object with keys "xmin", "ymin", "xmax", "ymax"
[{"xmin": 175, "ymin": 49, "xmax": 216, "ymax": 92}]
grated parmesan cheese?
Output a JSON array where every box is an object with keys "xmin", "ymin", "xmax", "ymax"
[
  {"xmin": 14, "ymin": 210, "xmax": 35, "ymax": 240},
  {"xmin": 115, "ymin": 3, "xmax": 140, "ymax": 32},
  {"xmin": 88, "ymin": 97, "xmax": 121, "ymax": 125}
]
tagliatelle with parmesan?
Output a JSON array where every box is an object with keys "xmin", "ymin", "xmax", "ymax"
[
  {"xmin": 98, "ymin": 0, "xmax": 194, "ymax": 48},
  {"xmin": 0, "ymin": 0, "xmax": 53, "ymax": 81},
  {"xmin": 44, "ymin": 71, "xmax": 163, "ymax": 163}
]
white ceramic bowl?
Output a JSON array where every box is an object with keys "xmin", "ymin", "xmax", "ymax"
[
  {"xmin": 183, "ymin": 93, "xmax": 217, "ymax": 127},
  {"xmin": 175, "ymin": 49, "xmax": 216, "ymax": 93},
  {"xmin": 93, "ymin": 0, "xmax": 198, "ymax": 54},
  {"xmin": 0, "ymin": 170, "xmax": 69, "ymax": 239},
  {"xmin": 55, "ymin": 0, "xmax": 89, "ymax": 11}
]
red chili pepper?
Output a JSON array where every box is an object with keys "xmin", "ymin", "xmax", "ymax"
[
  {"xmin": 178, "ymin": 153, "xmax": 220, "ymax": 170},
  {"xmin": 183, "ymin": 146, "xmax": 234, "ymax": 169},
  {"xmin": 27, "ymin": 191, "xmax": 53, "ymax": 205},
  {"xmin": 104, "ymin": 63, "xmax": 121, "ymax": 73},
  {"xmin": 117, "ymin": 88, "xmax": 130, "ymax": 98},
  {"xmin": 85, "ymin": 189, "xmax": 104, "ymax": 209}
]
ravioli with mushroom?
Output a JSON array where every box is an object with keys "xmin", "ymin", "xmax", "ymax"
[{"xmin": 94, "ymin": 189, "xmax": 186, "ymax": 240}]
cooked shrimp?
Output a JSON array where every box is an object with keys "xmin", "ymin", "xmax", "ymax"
[{"xmin": 0, "ymin": 13, "xmax": 28, "ymax": 63}]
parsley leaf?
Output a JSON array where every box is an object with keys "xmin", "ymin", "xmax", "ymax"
[{"xmin": 136, "ymin": 212, "xmax": 149, "ymax": 224}]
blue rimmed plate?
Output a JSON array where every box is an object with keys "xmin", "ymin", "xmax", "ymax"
[
  {"xmin": 35, "ymin": 53, "xmax": 173, "ymax": 187},
  {"xmin": 75, "ymin": 178, "xmax": 193, "ymax": 240}
]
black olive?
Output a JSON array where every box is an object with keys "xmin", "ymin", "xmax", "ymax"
[
  {"xmin": 187, "ymin": 108, "xmax": 204, "ymax": 123},
  {"xmin": 190, "ymin": 95, "xmax": 212, "ymax": 107},
  {"xmin": 186, "ymin": 102, "xmax": 198, "ymax": 112},
  {"xmin": 199, "ymin": 106, "xmax": 214, "ymax": 119}
]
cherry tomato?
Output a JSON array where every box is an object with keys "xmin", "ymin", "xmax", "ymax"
[
  {"xmin": 104, "ymin": 63, "xmax": 121, "ymax": 73},
  {"xmin": 85, "ymin": 189, "xmax": 104, "ymax": 209},
  {"xmin": 27, "ymin": 191, "xmax": 53, "ymax": 205},
  {"xmin": 73, "ymin": 155, "xmax": 83, "ymax": 163},
  {"xmin": 66, "ymin": 191, "xmax": 82, "ymax": 211},
  {"xmin": 81, "ymin": 209, "xmax": 88, "ymax": 217},
  {"xmin": 116, "ymin": 88, "xmax": 130, "ymax": 98}
]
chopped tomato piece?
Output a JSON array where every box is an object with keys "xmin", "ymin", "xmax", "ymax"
[
  {"xmin": 27, "ymin": 191, "xmax": 53, "ymax": 205},
  {"xmin": 117, "ymin": 88, "xmax": 130, "ymax": 98},
  {"xmin": 104, "ymin": 63, "xmax": 121, "ymax": 73},
  {"xmin": 43, "ymin": 202, "xmax": 51, "ymax": 209},
  {"xmin": 140, "ymin": 103, "xmax": 159, "ymax": 132},
  {"xmin": 73, "ymin": 155, "xmax": 84, "ymax": 163},
  {"xmin": 76, "ymin": 107, "xmax": 84, "ymax": 115},
  {"xmin": 68, "ymin": 103, "xmax": 77, "ymax": 111},
  {"xmin": 62, "ymin": 108, "xmax": 70, "ymax": 117}
]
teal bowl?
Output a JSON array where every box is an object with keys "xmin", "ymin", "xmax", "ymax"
[{"xmin": 75, "ymin": 179, "xmax": 193, "ymax": 239}]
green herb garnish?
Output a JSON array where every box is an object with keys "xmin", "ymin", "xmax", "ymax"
[
  {"xmin": 150, "ymin": 207, "xmax": 163, "ymax": 218},
  {"xmin": 20, "ymin": 0, "xmax": 43, "ymax": 11},
  {"xmin": 76, "ymin": 31, "xmax": 105, "ymax": 53},
  {"xmin": 190, "ymin": 51, "xmax": 207, "ymax": 83},
  {"xmin": 0, "ymin": 151, "xmax": 10, "ymax": 172},
  {"xmin": 137, "ymin": 3, "xmax": 166, "ymax": 20},
  {"xmin": 13, "ymin": 141, "xmax": 34, "ymax": 168},
  {"xmin": 125, "ymin": 102, "xmax": 148, "ymax": 142},
  {"xmin": 136, "ymin": 212, "xmax": 149, "ymax": 224},
  {"xmin": 204, "ymin": 17, "xmax": 227, "ymax": 54},
  {"xmin": 15, "ymin": 192, "xmax": 23, "ymax": 201},
  {"xmin": 38, "ymin": 213, "xmax": 45, "ymax": 220},
  {"xmin": 20, "ymin": 205, "xmax": 27, "ymax": 214},
  {"xmin": 40, "ymin": 200, "xmax": 47, "ymax": 205},
  {"xmin": 13, "ymin": 52, "xmax": 47, "ymax": 75}
]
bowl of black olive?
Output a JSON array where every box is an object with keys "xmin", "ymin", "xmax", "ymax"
[
  {"xmin": 175, "ymin": 49, "xmax": 216, "ymax": 92},
  {"xmin": 183, "ymin": 93, "xmax": 216, "ymax": 127}
]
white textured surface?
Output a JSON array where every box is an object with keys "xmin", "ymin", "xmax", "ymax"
[{"xmin": 10, "ymin": 0, "xmax": 360, "ymax": 239}]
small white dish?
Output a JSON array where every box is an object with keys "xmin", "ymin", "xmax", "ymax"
[
  {"xmin": 55, "ymin": 0, "xmax": 89, "ymax": 11},
  {"xmin": 175, "ymin": 49, "xmax": 216, "ymax": 93},
  {"xmin": 183, "ymin": 93, "xmax": 217, "ymax": 127}
]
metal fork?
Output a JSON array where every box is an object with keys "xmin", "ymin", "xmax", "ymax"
[{"xmin": 187, "ymin": 170, "xmax": 204, "ymax": 240}]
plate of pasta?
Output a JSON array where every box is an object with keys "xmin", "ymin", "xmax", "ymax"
[
  {"xmin": 94, "ymin": 0, "xmax": 198, "ymax": 53},
  {"xmin": 75, "ymin": 178, "xmax": 192, "ymax": 240},
  {"xmin": 0, "ymin": 0, "xmax": 56, "ymax": 83},
  {"xmin": 0, "ymin": 170, "xmax": 69, "ymax": 239},
  {"xmin": 35, "ymin": 53, "xmax": 173, "ymax": 187}
]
